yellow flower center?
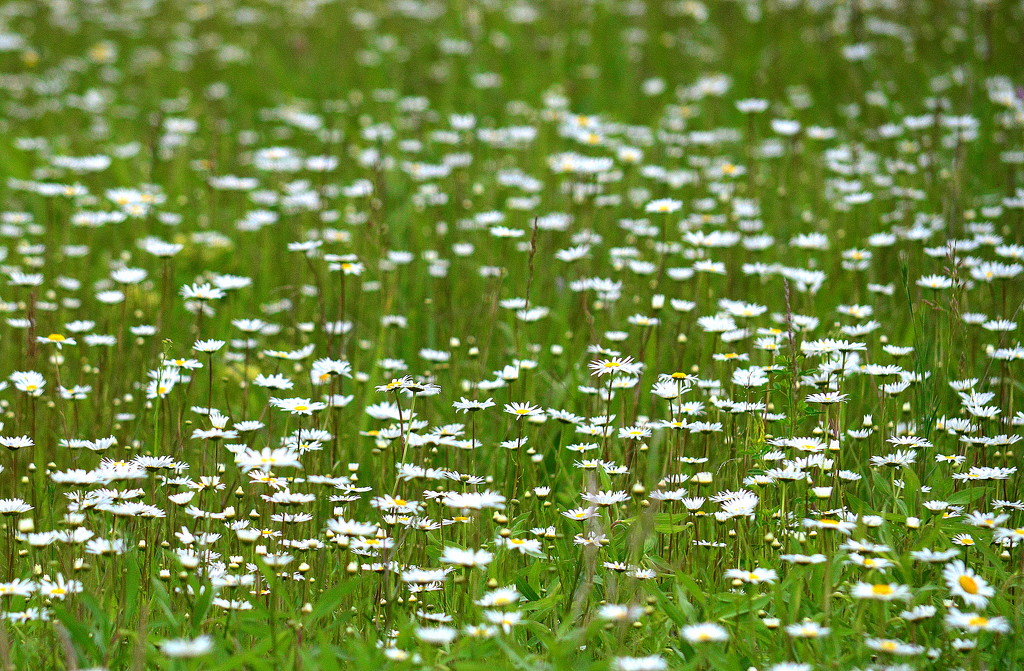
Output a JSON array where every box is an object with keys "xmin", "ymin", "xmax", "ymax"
[
  {"xmin": 871, "ymin": 585, "xmax": 894, "ymax": 596},
  {"xmin": 958, "ymin": 575, "xmax": 979, "ymax": 594}
]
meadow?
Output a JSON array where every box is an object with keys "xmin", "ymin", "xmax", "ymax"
[{"xmin": 0, "ymin": 0, "xmax": 1023, "ymax": 669}]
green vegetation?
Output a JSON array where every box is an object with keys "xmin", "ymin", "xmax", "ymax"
[{"xmin": 0, "ymin": 0, "xmax": 1022, "ymax": 669}]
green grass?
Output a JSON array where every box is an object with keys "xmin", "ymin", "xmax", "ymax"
[{"xmin": 0, "ymin": 0, "xmax": 1023, "ymax": 669}]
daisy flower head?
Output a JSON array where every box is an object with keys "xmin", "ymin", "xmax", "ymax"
[
  {"xmin": 503, "ymin": 401, "xmax": 543, "ymax": 420},
  {"xmin": 943, "ymin": 561, "xmax": 994, "ymax": 609},
  {"xmin": 269, "ymin": 397, "xmax": 327, "ymax": 415},
  {"xmin": 588, "ymin": 356, "xmax": 641, "ymax": 377},
  {"xmin": 681, "ymin": 622, "xmax": 729, "ymax": 643}
]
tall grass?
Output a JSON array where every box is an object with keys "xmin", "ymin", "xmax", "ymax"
[{"xmin": 0, "ymin": 0, "xmax": 1022, "ymax": 669}]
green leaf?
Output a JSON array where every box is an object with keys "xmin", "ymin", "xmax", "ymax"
[
  {"xmin": 123, "ymin": 559, "xmax": 142, "ymax": 623},
  {"xmin": 306, "ymin": 580, "xmax": 359, "ymax": 625},
  {"xmin": 948, "ymin": 487, "xmax": 988, "ymax": 506},
  {"xmin": 515, "ymin": 577, "xmax": 540, "ymax": 602},
  {"xmin": 52, "ymin": 606, "xmax": 101, "ymax": 662}
]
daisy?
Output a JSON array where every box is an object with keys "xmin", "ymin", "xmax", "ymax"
[
  {"xmin": 588, "ymin": 356, "xmax": 642, "ymax": 377},
  {"xmin": 483, "ymin": 610, "xmax": 523, "ymax": 633},
  {"xmin": 453, "ymin": 397, "xmax": 495, "ymax": 413},
  {"xmin": 850, "ymin": 582, "xmax": 911, "ymax": 601},
  {"xmin": 0, "ymin": 436, "xmax": 33, "ymax": 451},
  {"xmin": 0, "ymin": 499, "xmax": 33, "ymax": 515},
  {"xmin": 37, "ymin": 575, "xmax": 83, "ymax": 600},
  {"xmin": 805, "ymin": 391, "xmax": 848, "ymax": 404},
  {"xmin": 180, "ymin": 282, "xmax": 225, "ymax": 301},
  {"xmin": 944, "ymin": 608, "xmax": 1011, "ymax": 633},
  {"xmin": 864, "ymin": 638, "xmax": 924, "ymax": 656},
  {"xmin": 269, "ymin": 397, "xmax": 327, "ymax": 415},
  {"xmin": 235, "ymin": 447, "xmax": 303, "ymax": 473},
  {"xmin": 503, "ymin": 402, "xmax": 543, "ymax": 420},
  {"xmin": 681, "ymin": 623, "xmax": 729, "ymax": 643},
  {"xmin": 10, "ymin": 371, "xmax": 45, "ymax": 396},
  {"xmin": 160, "ymin": 635, "xmax": 214, "ymax": 658},
  {"xmin": 561, "ymin": 507, "xmax": 600, "ymax": 521},
  {"xmin": 439, "ymin": 547, "xmax": 493, "ymax": 568},
  {"xmin": 943, "ymin": 561, "xmax": 994, "ymax": 608},
  {"xmin": 37, "ymin": 333, "xmax": 76, "ymax": 349},
  {"xmin": 725, "ymin": 568, "xmax": 778, "ymax": 584},
  {"xmin": 612, "ymin": 656, "xmax": 666, "ymax": 671},
  {"xmin": 785, "ymin": 622, "xmax": 830, "ymax": 638}
]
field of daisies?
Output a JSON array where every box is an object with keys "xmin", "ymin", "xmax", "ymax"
[{"xmin": 0, "ymin": 0, "xmax": 1023, "ymax": 669}]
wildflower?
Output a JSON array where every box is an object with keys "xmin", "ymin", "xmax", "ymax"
[
  {"xmin": 588, "ymin": 356, "xmax": 642, "ymax": 377},
  {"xmin": 503, "ymin": 402, "xmax": 543, "ymax": 420},
  {"xmin": 850, "ymin": 582, "xmax": 911, "ymax": 601},
  {"xmin": 0, "ymin": 436, "xmax": 33, "ymax": 452},
  {"xmin": 865, "ymin": 638, "xmax": 924, "ymax": 656},
  {"xmin": 235, "ymin": 447, "xmax": 302, "ymax": 473},
  {"xmin": 37, "ymin": 575, "xmax": 83, "ymax": 600},
  {"xmin": 160, "ymin": 635, "xmax": 214, "ymax": 658},
  {"xmin": 785, "ymin": 622, "xmax": 830, "ymax": 638},
  {"xmin": 943, "ymin": 561, "xmax": 994, "ymax": 608},
  {"xmin": 453, "ymin": 397, "xmax": 495, "ymax": 413},
  {"xmin": 37, "ymin": 333, "xmax": 76, "ymax": 349},
  {"xmin": 10, "ymin": 371, "xmax": 45, "ymax": 396},
  {"xmin": 944, "ymin": 608, "xmax": 1011, "ymax": 633},
  {"xmin": 439, "ymin": 547, "xmax": 493, "ymax": 567},
  {"xmin": 180, "ymin": 283, "xmax": 225, "ymax": 301},
  {"xmin": 725, "ymin": 568, "xmax": 778, "ymax": 584},
  {"xmin": 270, "ymin": 397, "xmax": 327, "ymax": 415},
  {"xmin": 681, "ymin": 623, "xmax": 729, "ymax": 643}
]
